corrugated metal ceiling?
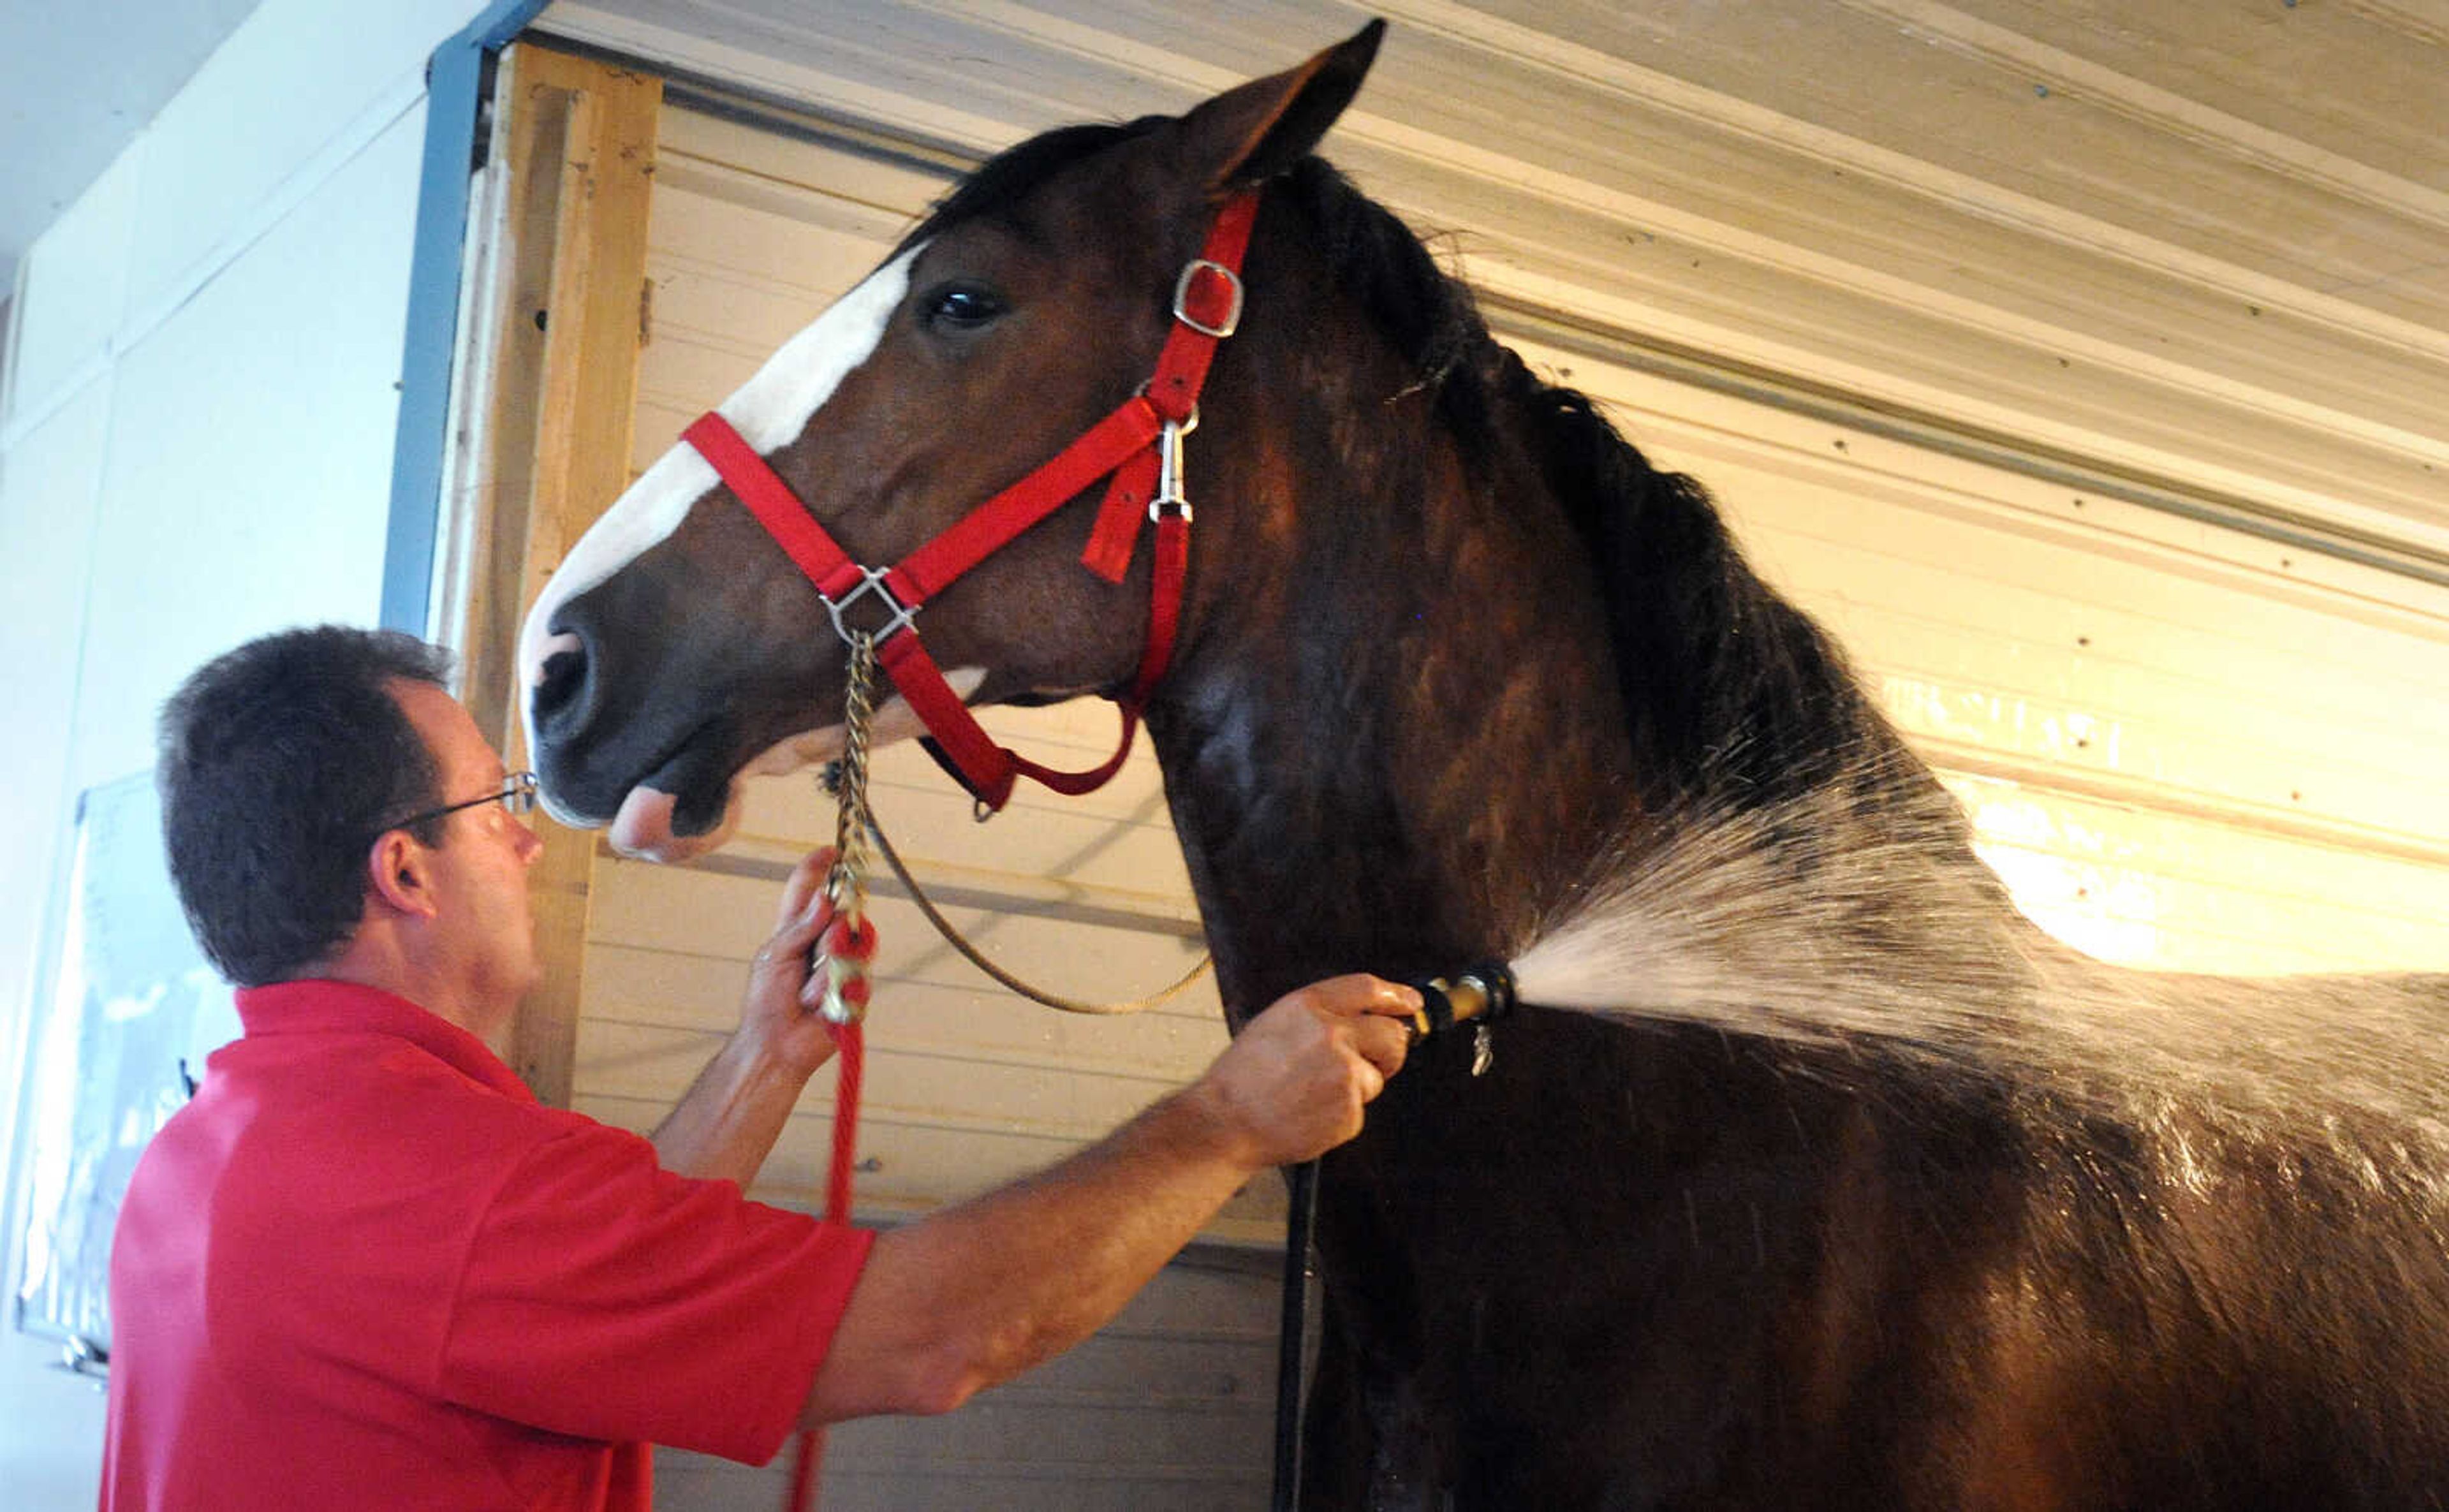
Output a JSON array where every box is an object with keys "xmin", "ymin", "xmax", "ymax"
[{"xmin": 533, "ymin": 0, "xmax": 2449, "ymax": 577}]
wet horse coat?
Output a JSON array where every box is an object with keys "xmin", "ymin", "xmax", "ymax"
[{"xmin": 520, "ymin": 25, "xmax": 2449, "ymax": 1509}]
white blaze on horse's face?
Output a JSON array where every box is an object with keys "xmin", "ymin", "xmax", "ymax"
[
  {"xmin": 517, "ymin": 247, "xmax": 922, "ymax": 699},
  {"xmin": 516, "ymin": 243, "xmax": 982, "ymax": 858}
]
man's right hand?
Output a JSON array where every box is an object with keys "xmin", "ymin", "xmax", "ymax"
[
  {"xmin": 1189, "ymin": 974, "xmax": 1421, "ymax": 1168},
  {"xmin": 802, "ymin": 971, "xmax": 1422, "ymax": 1423}
]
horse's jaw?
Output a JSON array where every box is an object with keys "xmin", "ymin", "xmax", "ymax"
[{"xmin": 583, "ymin": 668, "xmax": 989, "ymax": 862}]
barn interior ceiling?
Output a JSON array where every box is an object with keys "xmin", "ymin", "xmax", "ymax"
[{"xmin": 531, "ymin": 0, "xmax": 2449, "ymax": 579}]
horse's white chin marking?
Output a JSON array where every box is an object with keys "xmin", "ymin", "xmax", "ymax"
[
  {"xmin": 603, "ymin": 669, "xmax": 985, "ymax": 862},
  {"xmin": 608, "ymin": 788, "xmax": 737, "ymax": 863},
  {"xmin": 515, "ymin": 247, "xmax": 923, "ymax": 790}
]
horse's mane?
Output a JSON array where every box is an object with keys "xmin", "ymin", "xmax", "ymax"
[
  {"xmin": 911, "ymin": 126, "xmax": 1938, "ymax": 816},
  {"xmin": 1268, "ymin": 157, "xmax": 1938, "ymax": 818}
]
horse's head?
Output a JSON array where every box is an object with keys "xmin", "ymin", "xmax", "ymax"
[{"xmin": 518, "ymin": 24, "xmax": 1384, "ymax": 859}]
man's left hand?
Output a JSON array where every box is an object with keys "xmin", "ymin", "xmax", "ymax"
[{"xmin": 739, "ymin": 847, "xmax": 872, "ymax": 1078}]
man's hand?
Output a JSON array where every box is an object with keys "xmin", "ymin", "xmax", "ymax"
[
  {"xmin": 658, "ymin": 848, "xmax": 869, "ymax": 1181},
  {"xmin": 739, "ymin": 847, "xmax": 867, "ymax": 1080},
  {"xmin": 1189, "ymin": 974, "xmax": 1420, "ymax": 1169},
  {"xmin": 802, "ymin": 971, "xmax": 1422, "ymax": 1422}
]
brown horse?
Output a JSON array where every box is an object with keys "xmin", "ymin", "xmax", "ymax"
[{"xmin": 518, "ymin": 24, "xmax": 2449, "ymax": 1509}]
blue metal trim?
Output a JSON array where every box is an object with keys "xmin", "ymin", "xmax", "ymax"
[{"xmin": 379, "ymin": 0, "xmax": 552, "ymax": 634}]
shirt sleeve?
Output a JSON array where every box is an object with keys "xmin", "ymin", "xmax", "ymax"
[{"xmin": 434, "ymin": 1117, "xmax": 874, "ymax": 1465}]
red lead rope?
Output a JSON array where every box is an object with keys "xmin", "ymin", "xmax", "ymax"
[
  {"xmin": 823, "ymin": 1020, "xmax": 866, "ymax": 1226},
  {"xmin": 686, "ymin": 188, "xmax": 1260, "ymax": 814},
  {"xmin": 785, "ymin": 1013, "xmax": 865, "ymax": 1511}
]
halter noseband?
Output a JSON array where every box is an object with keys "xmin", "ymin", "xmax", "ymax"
[{"xmin": 684, "ymin": 189, "xmax": 1261, "ymax": 814}]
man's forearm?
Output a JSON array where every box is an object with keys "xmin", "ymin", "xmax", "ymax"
[
  {"xmin": 651, "ymin": 1035, "xmax": 814, "ymax": 1185},
  {"xmin": 803, "ymin": 1079, "xmax": 1263, "ymax": 1421},
  {"xmin": 797, "ymin": 974, "xmax": 1411, "ymax": 1425},
  {"xmin": 656, "ymin": 846, "xmax": 841, "ymax": 1183}
]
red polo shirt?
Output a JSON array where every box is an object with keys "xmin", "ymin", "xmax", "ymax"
[{"xmin": 101, "ymin": 979, "xmax": 872, "ymax": 1511}]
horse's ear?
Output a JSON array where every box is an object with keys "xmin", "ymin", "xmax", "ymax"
[{"xmin": 1172, "ymin": 18, "xmax": 1384, "ymax": 192}]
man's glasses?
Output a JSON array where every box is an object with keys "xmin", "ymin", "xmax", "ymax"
[{"xmin": 387, "ymin": 770, "xmax": 540, "ymax": 834}]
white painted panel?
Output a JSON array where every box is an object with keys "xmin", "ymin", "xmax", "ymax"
[
  {"xmin": 121, "ymin": 0, "xmax": 481, "ymax": 314},
  {"xmin": 1, "ymin": 6, "xmax": 509, "ymax": 1501},
  {"xmin": 66, "ymin": 107, "xmax": 425, "ymax": 788},
  {"xmin": 3, "ymin": 154, "xmax": 135, "ymax": 432},
  {"xmin": 0, "ymin": 375, "xmax": 112, "ymax": 877},
  {"xmin": 0, "ymin": 1333, "xmax": 108, "ymax": 1511},
  {"xmin": 0, "ymin": 387, "xmax": 115, "ymax": 1411}
]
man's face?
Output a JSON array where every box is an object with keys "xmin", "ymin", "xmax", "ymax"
[{"xmin": 390, "ymin": 679, "xmax": 545, "ymax": 1030}]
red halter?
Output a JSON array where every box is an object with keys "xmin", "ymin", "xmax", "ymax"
[{"xmin": 682, "ymin": 189, "xmax": 1259, "ymax": 814}]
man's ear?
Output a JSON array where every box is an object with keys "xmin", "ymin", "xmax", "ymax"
[{"xmin": 364, "ymin": 830, "xmax": 440, "ymax": 921}]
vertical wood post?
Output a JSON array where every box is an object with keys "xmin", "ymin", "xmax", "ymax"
[{"xmin": 457, "ymin": 45, "xmax": 661, "ymax": 1107}]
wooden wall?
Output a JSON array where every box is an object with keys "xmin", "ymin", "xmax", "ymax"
[{"xmin": 1544, "ymin": 343, "xmax": 2449, "ymax": 973}]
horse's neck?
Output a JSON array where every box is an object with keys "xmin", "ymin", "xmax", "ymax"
[
  {"xmin": 1138, "ymin": 321, "xmax": 2014, "ymax": 1015},
  {"xmin": 1146, "ymin": 351, "xmax": 1634, "ymax": 1012}
]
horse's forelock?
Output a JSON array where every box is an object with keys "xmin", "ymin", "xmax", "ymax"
[{"xmin": 895, "ymin": 119, "xmax": 1166, "ymax": 257}]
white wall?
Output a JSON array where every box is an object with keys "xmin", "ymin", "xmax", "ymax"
[{"xmin": 0, "ymin": 0, "xmax": 489, "ymax": 1499}]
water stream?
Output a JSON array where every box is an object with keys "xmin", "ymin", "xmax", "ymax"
[{"xmin": 1508, "ymin": 777, "xmax": 2449, "ymax": 1172}]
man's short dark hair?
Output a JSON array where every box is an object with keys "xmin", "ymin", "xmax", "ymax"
[{"xmin": 159, "ymin": 626, "xmax": 456, "ymax": 986}]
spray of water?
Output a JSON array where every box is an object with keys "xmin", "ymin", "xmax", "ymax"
[{"xmin": 1510, "ymin": 754, "xmax": 2449, "ymax": 1173}]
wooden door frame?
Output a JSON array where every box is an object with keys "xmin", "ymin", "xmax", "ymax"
[{"xmin": 439, "ymin": 42, "xmax": 660, "ymax": 1106}]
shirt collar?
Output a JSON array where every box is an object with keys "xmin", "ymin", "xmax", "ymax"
[{"xmin": 233, "ymin": 979, "xmax": 538, "ymax": 1105}]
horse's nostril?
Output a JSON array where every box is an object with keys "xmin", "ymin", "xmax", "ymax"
[{"xmin": 531, "ymin": 645, "xmax": 589, "ymax": 736}]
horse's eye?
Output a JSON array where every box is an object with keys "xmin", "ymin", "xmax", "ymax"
[{"xmin": 920, "ymin": 283, "xmax": 1006, "ymax": 332}]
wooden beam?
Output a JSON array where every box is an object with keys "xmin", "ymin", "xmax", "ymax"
[{"xmin": 456, "ymin": 43, "xmax": 661, "ymax": 1108}]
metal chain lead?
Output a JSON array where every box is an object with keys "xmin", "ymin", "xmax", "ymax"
[
  {"xmin": 819, "ymin": 630, "xmax": 879, "ymax": 1024},
  {"xmin": 818, "ymin": 628, "xmax": 1214, "ymax": 1018}
]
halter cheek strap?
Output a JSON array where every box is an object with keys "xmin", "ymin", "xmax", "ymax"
[{"xmin": 684, "ymin": 188, "xmax": 1260, "ymax": 814}]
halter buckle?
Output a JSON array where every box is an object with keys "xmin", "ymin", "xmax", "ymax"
[
  {"xmin": 1172, "ymin": 258, "xmax": 1244, "ymax": 339},
  {"xmin": 823, "ymin": 566, "xmax": 919, "ymax": 649}
]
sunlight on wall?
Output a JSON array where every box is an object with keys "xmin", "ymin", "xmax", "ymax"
[
  {"xmin": 1960, "ymin": 788, "xmax": 2170, "ymax": 966},
  {"xmin": 1942, "ymin": 773, "xmax": 2443, "ymax": 976}
]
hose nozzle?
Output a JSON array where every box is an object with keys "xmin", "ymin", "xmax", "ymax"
[{"xmin": 1404, "ymin": 961, "xmax": 1517, "ymax": 1041}]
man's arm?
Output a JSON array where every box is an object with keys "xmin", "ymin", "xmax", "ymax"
[
  {"xmin": 651, "ymin": 848, "xmax": 845, "ymax": 1185},
  {"xmin": 798, "ymin": 973, "xmax": 1418, "ymax": 1423}
]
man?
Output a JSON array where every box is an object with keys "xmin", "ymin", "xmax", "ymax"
[{"xmin": 105, "ymin": 625, "xmax": 1416, "ymax": 1509}]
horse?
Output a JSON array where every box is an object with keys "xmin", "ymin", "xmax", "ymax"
[{"xmin": 516, "ymin": 23, "xmax": 2449, "ymax": 1509}]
